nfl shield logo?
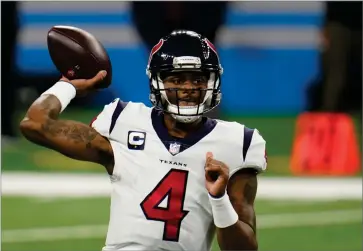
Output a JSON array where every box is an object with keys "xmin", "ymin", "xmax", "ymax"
[{"xmin": 169, "ymin": 142, "xmax": 181, "ymax": 155}]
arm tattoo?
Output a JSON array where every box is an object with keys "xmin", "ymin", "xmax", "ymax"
[
  {"xmin": 35, "ymin": 95, "xmax": 98, "ymax": 148},
  {"xmin": 41, "ymin": 119, "xmax": 98, "ymax": 149},
  {"xmin": 22, "ymin": 94, "xmax": 113, "ymax": 169},
  {"xmin": 38, "ymin": 95, "xmax": 62, "ymax": 119}
]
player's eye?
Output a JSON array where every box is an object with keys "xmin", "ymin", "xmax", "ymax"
[
  {"xmin": 172, "ymin": 79, "xmax": 181, "ymax": 84},
  {"xmin": 193, "ymin": 77, "xmax": 207, "ymax": 85}
]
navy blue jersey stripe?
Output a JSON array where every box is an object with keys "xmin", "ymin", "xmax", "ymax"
[
  {"xmin": 243, "ymin": 127, "xmax": 255, "ymax": 161},
  {"xmin": 109, "ymin": 101, "xmax": 128, "ymax": 134}
]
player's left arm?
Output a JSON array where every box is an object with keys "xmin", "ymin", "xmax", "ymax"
[
  {"xmin": 205, "ymin": 128, "xmax": 266, "ymax": 251},
  {"xmin": 216, "ymin": 168, "xmax": 259, "ymax": 250}
]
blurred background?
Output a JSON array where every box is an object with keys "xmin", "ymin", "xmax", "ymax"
[{"xmin": 1, "ymin": 1, "xmax": 362, "ymax": 251}]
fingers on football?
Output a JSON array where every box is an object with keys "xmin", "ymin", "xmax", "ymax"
[{"xmin": 88, "ymin": 70, "xmax": 107, "ymax": 84}]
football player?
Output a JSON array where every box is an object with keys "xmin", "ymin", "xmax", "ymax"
[{"xmin": 20, "ymin": 30, "xmax": 267, "ymax": 251}]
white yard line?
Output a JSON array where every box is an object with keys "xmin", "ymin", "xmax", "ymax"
[
  {"xmin": 258, "ymin": 209, "xmax": 362, "ymax": 228},
  {"xmin": 3, "ymin": 225, "xmax": 107, "ymax": 243},
  {"xmin": 2, "ymin": 172, "xmax": 362, "ymax": 200},
  {"xmin": 2, "ymin": 209, "xmax": 361, "ymax": 243}
]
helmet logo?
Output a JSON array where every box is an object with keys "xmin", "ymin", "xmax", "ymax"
[
  {"xmin": 148, "ymin": 39, "xmax": 164, "ymax": 65},
  {"xmin": 204, "ymin": 38, "xmax": 220, "ymax": 61},
  {"xmin": 204, "ymin": 38, "xmax": 217, "ymax": 53}
]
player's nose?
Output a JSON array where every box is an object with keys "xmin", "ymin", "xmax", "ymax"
[{"xmin": 180, "ymin": 80, "xmax": 196, "ymax": 91}]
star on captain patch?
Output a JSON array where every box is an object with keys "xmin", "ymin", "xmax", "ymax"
[{"xmin": 169, "ymin": 142, "xmax": 181, "ymax": 155}]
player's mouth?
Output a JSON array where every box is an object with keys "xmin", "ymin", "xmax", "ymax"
[
  {"xmin": 179, "ymin": 101, "xmax": 198, "ymax": 106},
  {"xmin": 178, "ymin": 98, "xmax": 199, "ymax": 106}
]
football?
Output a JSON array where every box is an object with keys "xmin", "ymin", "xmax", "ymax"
[{"xmin": 47, "ymin": 25, "xmax": 112, "ymax": 88}]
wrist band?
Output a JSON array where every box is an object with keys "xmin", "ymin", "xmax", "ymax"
[
  {"xmin": 41, "ymin": 81, "xmax": 76, "ymax": 112},
  {"xmin": 209, "ymin": 193, "xmax": 239, "ymax": 228}
]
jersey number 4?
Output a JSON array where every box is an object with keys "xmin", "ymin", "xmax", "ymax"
[{"xmin": 140, "ymin": 169, "xmax": 189, "ymax": 242}]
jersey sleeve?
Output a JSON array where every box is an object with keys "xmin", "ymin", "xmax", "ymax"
[
  {"xmin": 90, "ymin": 98, "xmax": 129, "ymax": 138},
  {"xmin": 229, "ymin": 127, "xmax": 267, "ymax": 178}
]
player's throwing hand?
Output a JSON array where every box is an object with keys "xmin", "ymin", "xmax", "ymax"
[
  {"xmin": 60, "ymin": 70, "xmax": 107, "ymax": 97},
  {"xmin": 204, "ymin": 152, "xmax": 229, "ymax": 198}
]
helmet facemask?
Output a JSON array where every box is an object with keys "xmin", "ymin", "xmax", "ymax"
[{"xmin": 148, "ymin": 69, "xmax": 222, "ymax": 123}]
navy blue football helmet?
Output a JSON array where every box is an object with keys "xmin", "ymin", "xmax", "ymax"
[{"xmin": 146, "ymin": 30, "xmax": 223, "ymax": 123}]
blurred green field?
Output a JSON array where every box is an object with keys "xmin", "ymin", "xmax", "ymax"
[
  {"xmin": 2, "ymin": 197, "xmax": 362, "ymax": 251},
  {"xmin": 4, "ymin": 109, "xmax": 361, "ymax": 176}
]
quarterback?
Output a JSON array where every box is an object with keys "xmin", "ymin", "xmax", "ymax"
[{"xmin": 20, "ymin": 30, "xmax": 267, "ymax": 251}]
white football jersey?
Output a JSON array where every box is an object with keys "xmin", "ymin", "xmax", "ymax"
[{"xmin": 91, "ymin": 99, "xmax": 267, "ymax": 251}]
